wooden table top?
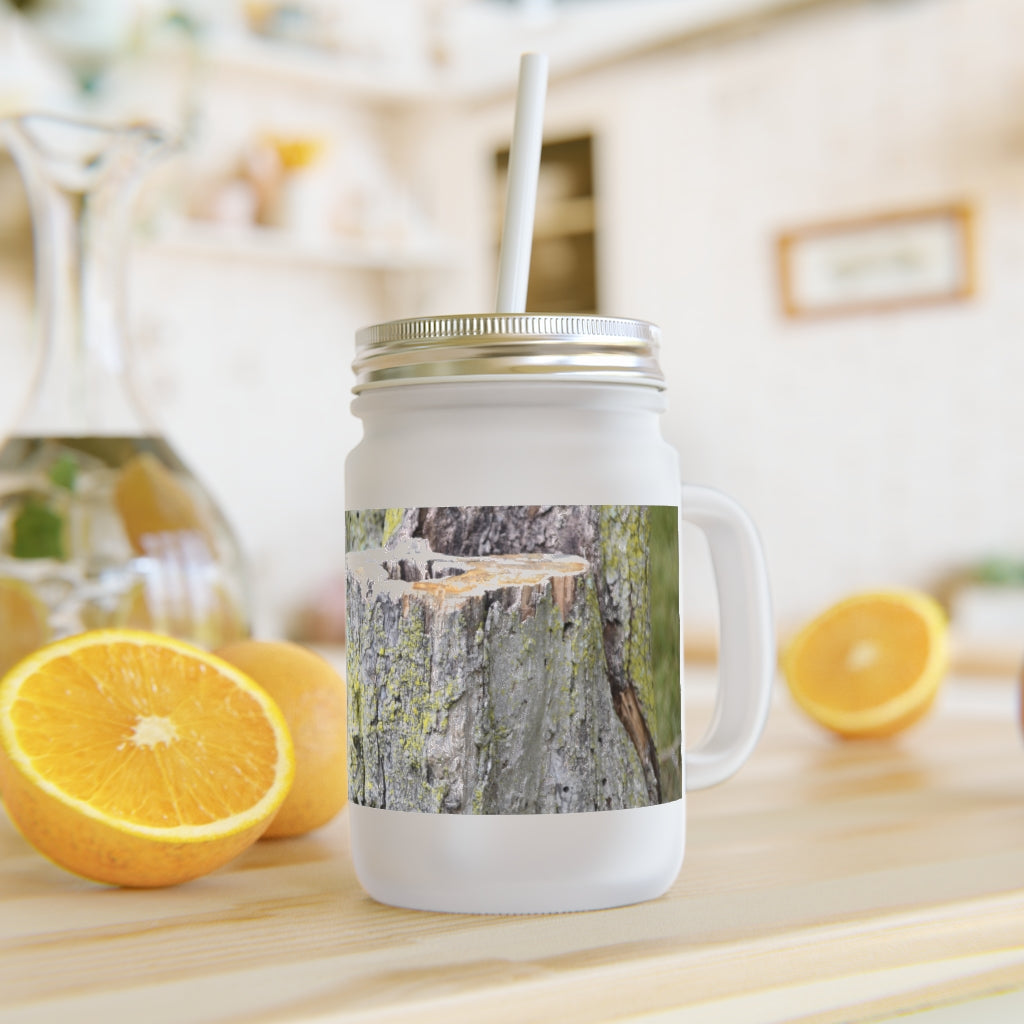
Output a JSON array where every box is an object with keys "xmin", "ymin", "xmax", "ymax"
[{"xmin": 3, "ymin": 670, "xmax": 1024, "ymax": 1024}]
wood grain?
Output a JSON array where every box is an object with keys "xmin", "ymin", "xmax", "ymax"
[{"xmin": 2, "ymin": 672, "xmax": 1023, "ymax": 1024}]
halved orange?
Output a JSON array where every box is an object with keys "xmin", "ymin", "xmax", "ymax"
[
  {"xmin": 0, "ymin": 630, "xmax": 294, "ymax": 887},
  {"xmin": 782, "ymin": 590, "xmax": 949, "ymax": 738}
]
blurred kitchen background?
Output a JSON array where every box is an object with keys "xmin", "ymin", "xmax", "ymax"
[{"xmin": 1, "ymin": 0, "xmax": 1022, "ymax": 671}]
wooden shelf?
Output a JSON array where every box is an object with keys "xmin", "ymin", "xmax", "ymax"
[
  {"xmin": 146, "ymin": 221, "xmax": 455, "ymax": 273},
  {"xmin": 149, "ymin": 35, "xmax": 440, "ymax": 102}
]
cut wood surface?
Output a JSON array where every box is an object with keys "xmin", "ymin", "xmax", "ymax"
[{"xmin": 2, "ymin": 668, "xmax": 1024, "ymax": 1024}]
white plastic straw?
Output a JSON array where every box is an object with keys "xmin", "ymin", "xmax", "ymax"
[{"xmin": 495, "ymin": 52, "xmax": 549, "ymax": 313}]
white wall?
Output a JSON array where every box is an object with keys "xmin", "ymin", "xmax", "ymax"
[
  {"xmin": 428, "ymin": 0, "xmax": 1024, "ymax": 640},
  {"xmin": 129, "ymin": 248, "xmax": 374, "ymax": 638},
  {"xmin": 4, "ymin": 0, "xmax": 1023, "ymax": 645}
]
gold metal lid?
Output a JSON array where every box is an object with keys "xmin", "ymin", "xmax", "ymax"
[{"xmin": 352, "ymin": 314, "xmax": 665, "ymax": 392}]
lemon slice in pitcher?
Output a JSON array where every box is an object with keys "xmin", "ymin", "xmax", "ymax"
[{"xmin": 0, "ymin": 578, "xmax": 50, "ymax": 677}]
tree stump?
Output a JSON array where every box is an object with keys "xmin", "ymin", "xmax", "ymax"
[
  {"xmin": 347, "ymin": 538, "xmax": 649, "ymax": 814},
  {"xmin": 388, "ymin": 505, "xmax": 666, "ymax": 802}
]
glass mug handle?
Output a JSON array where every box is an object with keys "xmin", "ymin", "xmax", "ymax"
[{"xmin": 680, "ymin": 484, "xmax": 775, "ymax": 790}]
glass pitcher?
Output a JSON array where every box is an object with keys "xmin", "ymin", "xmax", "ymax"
[{"xmin": 0, "ymin": 114, "xmax": 249, "ymax": 676}]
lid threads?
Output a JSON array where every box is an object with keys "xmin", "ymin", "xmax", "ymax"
[{"xmin": 353, "ymin": 314, "xmax": 665, "ymax": 393}]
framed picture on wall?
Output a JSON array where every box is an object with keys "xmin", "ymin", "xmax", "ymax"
[{"xmin": 776, "ymin": 203, "xmax": 976, "ymax": 318}]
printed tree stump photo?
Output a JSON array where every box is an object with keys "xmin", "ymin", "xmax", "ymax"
[{"xmin": 346, "ymin": 505, "xmax": 681, "ymax": 815}]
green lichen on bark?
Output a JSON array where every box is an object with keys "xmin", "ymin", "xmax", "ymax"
[
  {"xmin": 591, "ymin": 505, "xmax": 666, "ymax": 804},
  {"xmin": 350, "ymin": 593, "xmax": 464, "ymax": 812},
  {"xmin": 382, "ymin": 507, "xmax": 406, "ymax": 545},
  {"xmin": 597, "ymin": 505, "xmax": 657, "ymax": 734},
  {"xmin": 345, "ymin": 642, "xmax": 363, "ymax": 798}
]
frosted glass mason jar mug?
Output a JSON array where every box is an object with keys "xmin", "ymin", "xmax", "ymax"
[{"xmin": 345, "ymin": 314, "xmax": 773, "ymax": 914}]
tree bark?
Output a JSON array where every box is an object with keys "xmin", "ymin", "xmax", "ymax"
[
  {"xmin": 346, "ymin": 537, "xmax": 649, "ymax": 814},
  {"xmin": 388, "ymin": 506, "xmax": 663, "ymax": 803}
]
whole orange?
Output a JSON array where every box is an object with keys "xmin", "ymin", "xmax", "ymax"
[{"xmin": 216, "ymin": 641, "xmax": 347, "ymax": 838}]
